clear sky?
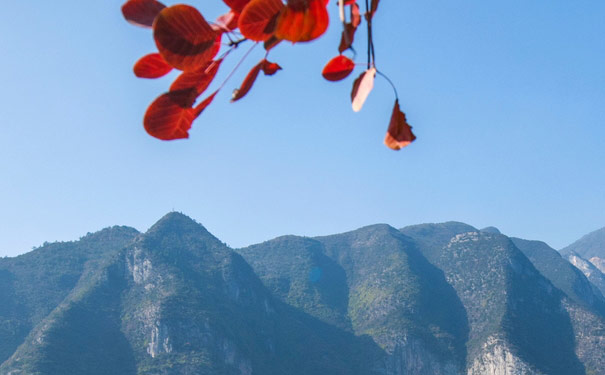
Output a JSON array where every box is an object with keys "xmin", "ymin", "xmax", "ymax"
[{"xmin": 1, "ymin": 0, "xmax": 604, "ymax": 257}]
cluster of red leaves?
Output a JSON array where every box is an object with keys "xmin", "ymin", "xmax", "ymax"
[{"xmin": 122, "ymin": 0, "xmax": 415, "ymax": 149}]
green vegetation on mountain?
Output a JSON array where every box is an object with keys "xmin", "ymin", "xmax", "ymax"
[
  {"xmin": 240, "ymin": 224, "xmax": 469, "ymax": 373},
  {"xmin": 1, "ymin": 215, "xmax": 605, "ymax": 375},
  {"xmin": 238, "ymin": 236, "xmax": 351, "ymax": 330},
  {"xmin": 1, "ymin": 213, "xmax": 384, "ymax": 375},
  {"xmin": 0, "ymin": 226, "xmax": 138, "ymax": 365},
  {"xmin": 512, "ymin": 237, "xmax": 605, "ymax": 315},
  {"xmin": 401, "ymin": 226, "xmax": 586, "ymax": 375}
]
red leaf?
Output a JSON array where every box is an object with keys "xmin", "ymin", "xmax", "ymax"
[
  {"xmin": 351, "ymin": 67, "xmax": 376, "ymax": 111},
  {"xmin": 215, "ymin": 10, "xmax": 240, "ymax": 31},
  {"xmin": 350, "ymin": 3, "xmax": 361, "ymax": 28},
  {"xmin": 194, "ymin": 91, "xmax": 218, "ymax": 117},
  {"xmin": 122, "ymin": 0, "xmax": 166, "ymax": 28},
  {"xmin": 369, "ymin": 0, "xmax": 379, "ymax": 17},
  {"xmin": 223, "ymin": 0, "xmax": 252, "ymax": 14},
  {"xmin": 231, "ymin": 62, "xmax": 262, "ymax": 102},
  {"xmin": 338, "ymin": 23, "xmax": 356, "ymax": 53},
  {"xmin": 239, "ymin": 0, "xmax": 284, "ymax": 41},
  {"xmin": 275, "ymin": 0, "xmax": 329, "ymax": 43},
  {"xmin": 170, "ymin": 59, "xmax": 223, "ymax": 97},
  {"xmin": 144, "ymin": 91, "xmax": 196, "ymax": 140},
  {"xmin": 153, "ymin": 5, "xmax": 220, "ymax": 71},
  {"xmin": 384, "ymin": 99, "xmax": 416, "ymax": 150},
  {"xmin": 264, "ymin": 36, "xmax": 282, "ymax": 51},
  {"xmin": 322, "ymin": 55, "xmax": 355, "ymax": 81},
  {"xmin": 261, "ymin": 59, "xmax": 282, "ymax": 75},
  {"xmin": 133, "ymin": 53, "xmax": 173, "ymax": 78}
]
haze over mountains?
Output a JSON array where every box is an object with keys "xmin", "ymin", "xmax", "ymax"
[{"xmin": 1, "ymin": 213, "xmax": 604, "ymax": 375}]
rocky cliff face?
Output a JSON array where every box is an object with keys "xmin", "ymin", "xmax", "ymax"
[
  {"xmin": 589, "ymin": 257, "xmax": 605, "ymax": 274},
  {"xmin": 437, "ymin": 232, "xmax": 583, "ymax": 375},
  {"xmin": 566, "ymin": 252, "xmax": 605, "ymax": 297},
  {"xmin": 1, "ymin": 214, "xmax": 604, "ymax": 375},
  {"xmin": 402, "ymin": 225, "xmax": 605, "ymax": 375},
  {"xmin": 467, "ymin": 336, "xmax": 543, "ymax": 375}
]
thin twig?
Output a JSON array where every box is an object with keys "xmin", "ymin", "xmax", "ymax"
[
  {"xmin": 365, "ymin": 0, "xmax": 371, "ymax": 69},
  {"xmin": 217, "ymin": 42, "xmax": 259, "ymax": 92},
  {"xmin": 377, "ymin": 70, "xmax": 398, "ymax": 99},
  {"xmin": 228, "ymin": 38, "xmax": 248, "ymax": 48}
]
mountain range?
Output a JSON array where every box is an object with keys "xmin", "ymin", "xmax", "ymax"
[{"xmin": 1, "ymin": 213, "xmax": 604, "ymax": 375}]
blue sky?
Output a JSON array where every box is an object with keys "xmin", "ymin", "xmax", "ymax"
[{"xmin": 1, "ymin": 0, "xmax": 604, "ymax": 256}]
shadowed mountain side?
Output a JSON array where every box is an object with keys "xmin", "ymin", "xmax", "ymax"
[
  {"xmin": 500, "ymin": 239, "xmax": 584, "ymax": 375},
  {"xmin": 403, "ymin": 227, "xmax": 585, "ymax": 375},
  {"xmin": 511, "ymin": 237, "xmax": 605, "ymax": 316},
  {"xmin": 566, "ymin": 252, "xmax": 605, "ymax": 298},
  {"xmin": 315, "ymin": 224, "xmax": 470, "ymax": 373},
  {"xmin": 239, "ymin": 224, "xmax": 470, "ymax": 374},
  {"xmin": 238, "ymin": 236, "xmax": 352, "ymax": 330},
  {"xmin": 0, "ymin": 226, "xmax": 139, "ymax": 365},
  {"xmin": 1, "ymin": 252, "xmax": 137, "ymax": 375},
  {"xmin": 512, "ymin": 238, "xmax": 605, "ymax": 372}
]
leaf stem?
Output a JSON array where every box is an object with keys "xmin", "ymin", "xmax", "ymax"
[
  {"xmin": 376, "ymin": 70, "xmax": 398, "ymax": 99},
  {"xmin": 228, "ymin": 38, "xmax": 248, "ymax": 48},
  {"xmin": 217, "ymin": 42, "xmax": 259, "ymax": 92},
  {"xmin": 365, "ymin": 0, "xmax": 371, "ymax": 69}
]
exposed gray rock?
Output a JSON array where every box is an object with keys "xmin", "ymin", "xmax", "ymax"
[
  {"xmin": 468, "ymin": 337, "xmax": 543, "ymax": 375},
  {"xmin": 589, "ymin": 257, "xmax": 605, "ymax": 274},
  {"xmin": 567, "ymin": 252, "xmax": 605, "ymax": 297}
]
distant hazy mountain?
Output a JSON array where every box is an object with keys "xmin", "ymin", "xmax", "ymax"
[
  {"xmin": 560, "ymin": 227, "xmax": 605, "ymax": 300},
  {"xmin": 511, "ymin": 238, "xmax": 605, "ymax": 314},
  {"xmin": 564, "ymin": 252, "xmax": 605, "ymax": 298},
  {"xmin": 1, "ymin": 214, "xmax": 605, "ymax": 374},
  {"xmin": 479, "ymin": 226, "xmax": 501, "ymax": 234},
  {"xmin": 561, "ymin": 227, "xmax": 605, "ymax": 259}
]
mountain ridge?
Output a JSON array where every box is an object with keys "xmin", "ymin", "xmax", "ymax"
[
  {"xmin": 1, "ymin": 213, "xmax": 604, "ymax": 375},
  {"xmin": 561, "ymin": 226, "xmax": 605, "ymax": 259}
]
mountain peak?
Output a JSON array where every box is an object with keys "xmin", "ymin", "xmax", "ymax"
[
  {"xmin": 561, "ymin": 226, "xmax": 605, "ymax": 258},
  {"xmin": 79, "ymin": 225, "xmax": 139, "ymax": 240},
  {"xmin": 144, "ymin": 212, "xmax": 221, "ymax": 245},
  {"xmin": 480, "ymin": 226, "xmax": 501, "ymax": 234},
  {"xmin": 156, "ymin": 211, "xmax": 197, "ymax": 224},
  {"xmin": 149, "ymin": 211, "xmax": 203, "ymax": 231},
  {"xmin": 399, "ymin": 221, "xmax": 477, "ymax": 248},
  {"xmin": 315, "ymin": 224, "xmax": 406, "ymax": 245},
  {"xmin": 353, "ymin": 223, "xmax": 399, "ymax": 234},
  {"xmin": 400, "ymin": 221, "xmax": 477, "ymax": 234}
]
